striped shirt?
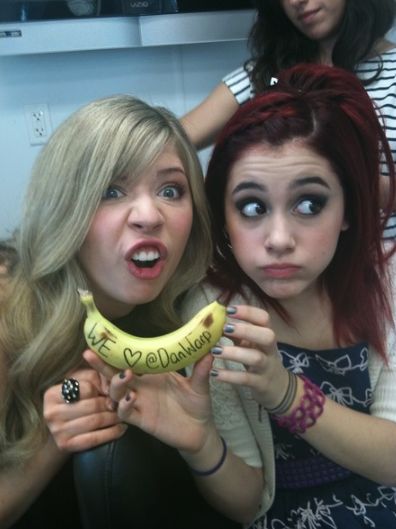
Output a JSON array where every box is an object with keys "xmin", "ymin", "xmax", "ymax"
[{"xmin": 223, "ymin": 49, "xmax": 396, "ymax": 239}]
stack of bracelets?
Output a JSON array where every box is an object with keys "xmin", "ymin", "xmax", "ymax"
[
  {"xmin": 187, "ymin": 372, "xmax": 325, "ymax": 477},
  {"xmin": 268, "ymin": 372, "xmax": 325, "ymax": 434}
]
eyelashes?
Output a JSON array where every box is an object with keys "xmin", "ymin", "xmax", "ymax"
[
  {"xmin": 102, "ymin": 185, "xmax": 124, "ymax": 200},
  {"xmin": 234, "ymin": 194, "xmax": 329, "ymax": 218},
  {"xmin": 158, "ymin": 183, "xmax": 186, "ymax": 200},
  {"xmin": 293, "ymin": 195, "xmax": 328, "ymax": 215},
  {"xmin": 235, "ymin": 198, "xmax": 266, "ymax": 218},
  {"xmin": 101, "ymin": 183, "xmax": 187, "ymax": 202}
]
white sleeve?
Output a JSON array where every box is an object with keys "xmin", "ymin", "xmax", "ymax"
[
  {"xmin": 210, "ymin": 355, "xmax": 262, "ymax": 467},
  {"xmin": 181, "ymin": 285, "xmax": 276, "ymax": 518},
  {"xmin": 370, "ymin": 253, "xmax": 396, "ymax": 421},
  {"xmin": 181, "ymin": 285, "xmax": 262, "ymax": 466},
  {"xmin": 370, "ymin": 326, "xmax": 396, "ymax": 421},
  {"xmin": 222, "ymin": 64, "xmax": 254, "ymax": 106}
]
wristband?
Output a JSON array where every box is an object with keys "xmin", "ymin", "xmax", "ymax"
[
  {"xmin": 274, "ymin": 376, "xmax": 325, "ymax": 434},
  {"xmin": 189, "ymin": 436, "xmax": 227, "ymax": 477},
  {"xmin": 267, "ymin": 370, "xmax": 297, "ymax": 416}
]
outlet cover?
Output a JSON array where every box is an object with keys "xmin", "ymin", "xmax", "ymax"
[{"xmin": 24, "ymin": 103, "xmax": 52, "ymax": 145}]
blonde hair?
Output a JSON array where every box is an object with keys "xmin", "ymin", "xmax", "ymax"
[{"xmin": 0, "ymin": 95, "xmax": 212, "ymax": 468}]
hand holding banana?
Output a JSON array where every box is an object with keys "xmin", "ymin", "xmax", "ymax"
[{"xmin": 79, "ymin": 289, "xmax": 226, "ymax": 374}]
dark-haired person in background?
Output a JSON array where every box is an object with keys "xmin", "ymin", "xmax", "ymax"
[{"xmin": 182, "ymin": 0, "xmax": 396, "ymax": 237}]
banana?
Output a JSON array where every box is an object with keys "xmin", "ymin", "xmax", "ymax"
[{"xmin": 78, "ymin": 289, "xmax": 226, "ymax": 374}]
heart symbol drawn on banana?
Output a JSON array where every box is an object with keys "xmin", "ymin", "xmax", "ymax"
[{"xmin": 78, "ymin": 289, "xmax": 226, "ymax": 374}]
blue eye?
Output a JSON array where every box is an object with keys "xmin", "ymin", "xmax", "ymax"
[
  {"xmin": 237, "ymin": 199, "xmax": 266, "ymax": 218},
  {"xmin": 102, "ymin": 186, "xmax": 124, "ymax": 200},
  {"xmin": 158, "ymin": 184, "xmax": 184, "ymax": 200},
  {"xmin": 294, "ymin": 196, "xmax": 327, "ymax": 216}
]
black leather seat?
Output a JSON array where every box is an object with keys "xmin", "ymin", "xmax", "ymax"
[
  {"xmin": 73, "ymin": 425, "xmax": 242, "ymax": 529},
  {"xmin": 11, "ymin": 458, "xmax": 82, "ymax": 529}
]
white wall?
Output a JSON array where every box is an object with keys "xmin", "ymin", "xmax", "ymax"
[{"xmin": 0, "ymin": 39, "xmax": 249, "ymax": 239}]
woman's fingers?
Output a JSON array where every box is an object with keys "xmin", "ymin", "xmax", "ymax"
[
  {"xmin": 212, "ymin": 343, "xmax": 268, "ymax": 370},
  {"xmin": 55, "ymin": 422, "xmax": 127, "ymax": 452},
  {"xmin": 109, "ymin": 369, "xmax": 135, "ymax": 402},
  {"xmin": 223, "ymin": 322, "xmax": 278, "ymax": 361},
  {"xmin": 44, "ymin": 369, "xmax": 111, "ymax": 410},
  {"xmin": 44, "ymin": 393, "xmax": 126, "ymax": 452},
  {"xmin": 189, "ymin": 353, "xmax": 212, "ymax": 394},
  {"xmin": 50, "ymin": 407, "xmax": 123, "ymax": 438},
  {"xmin": 227, "ymin": 304, "xmax": 271, "ymax": 327},
  {"xmin": 210, "ymin": 364, "xmax": 260, "ymax": 386},
  {"xmin": 224, "ymin": 305, "xmax": 276, "ymax": 355},
  {"xmin": 117, "ymin": 392, "xmax": 139, "ymax": 424},
  {"xmin": 209, "ymin": 305, "xmax": 290, "ymax": 407},
  {"xmin": 44, "ymin": 389, "xmax": 126, "ymax": 452},
  {"xmin": 45, "ymin": 390, "xmax": 114, "ymax": 421},
  {"xmin": 82, "ymin": 348, "xmax": 119, "ymax": 380},
  {"xmin": 43, "ymin": 365, "xmax": 127, "ymax": 452}
]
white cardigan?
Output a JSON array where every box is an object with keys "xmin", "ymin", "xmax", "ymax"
[{"xmin": 182, "ymin": 283, "xmax": 396, "ymax": 526}]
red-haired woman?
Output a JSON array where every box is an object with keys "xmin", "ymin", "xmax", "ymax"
[{"xmin": 181, "ymin": 63, "xmax": 396, "ymax": 528}]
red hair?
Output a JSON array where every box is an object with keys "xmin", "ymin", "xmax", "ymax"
[{"xmin": 205, "ymin": 63, "xmax": 395, "ymax": 359}]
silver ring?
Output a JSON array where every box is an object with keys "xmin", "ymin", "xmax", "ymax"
[{"xmin": 61, "ymin": 378, "xmax": 80, "ymax": 404}]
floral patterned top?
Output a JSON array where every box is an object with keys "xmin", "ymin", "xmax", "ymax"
[
  {"xmin": 182, "ymin": 284, "xmax": 396, "ymax": 528},
  {"xmin": 252, "ymin": 342, "xmax": 396, "ymax": 529}
]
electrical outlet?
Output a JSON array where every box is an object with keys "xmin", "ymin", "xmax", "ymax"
[{"xmin": 24, "ymin": 104, "xmax": 52, "ymax": 145}]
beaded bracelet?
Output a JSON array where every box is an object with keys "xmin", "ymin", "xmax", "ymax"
[
  {"xmin": 189, "ymin": 436, "xmax": 227, "ymax": 477},
  {"xmin": 274, "ymin": 376, "xmax": 325, "ymax": 435}
]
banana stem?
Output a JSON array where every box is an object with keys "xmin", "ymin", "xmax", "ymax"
[{"xmin": 77, "ymin": 288, "xmax": 95, "ymax": 315}]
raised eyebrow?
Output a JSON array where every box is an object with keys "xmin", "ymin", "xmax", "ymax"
[
  {"xmin": 232, "ymin": 181, "xmax": 266, "ymax": 195},
  {"xmin": 113, "ymin": 174, "xmax": 127, "ymax": 183},
  {"xmin": 112, "ymin": 167, "xmax": 186, "ymax": 184},
  {"xmin": 157, "ymin": 167, "xmax": 187, "ymax": 178},
  {"xmin": 289, "ymin": 176, "xmax": 330, "ymax": 190},
  {"xmin": 232, "ymin": 176, "xmax": 331, "ymax": 195}
]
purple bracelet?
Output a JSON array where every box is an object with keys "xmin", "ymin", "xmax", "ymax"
[
  {"xmin": 189, "ymin": 436, "xmax": 227, "ymax": 477},
  {"xmin": 274, "ymin": 376, "xmax": 325, "ymax": 435}
]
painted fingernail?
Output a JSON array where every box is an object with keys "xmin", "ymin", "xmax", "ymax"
[
  {"xmin": 210, "ymin": 369, "xmax": 219, "ymax": 377},
  {"xmin": 211, "ymin": 346, "xmax": 223, "ymax": 355},
  {"xmin": 226, "ymin": 305, "xmax": 237, "ymax": 315},
  {"xmin": 224, "ymin": 323, "xmax": 235, "ymax": 334},
  {"xmin": 108, "ymin": 399, "xmax": 118, "ymax": 411},
  {"xmin": 119, "ymin": 371, "xmax": 126, "ymax": 379},
  {"xmin": 125, "ymin": 393, "xmax": 131, "ymax": 402}
]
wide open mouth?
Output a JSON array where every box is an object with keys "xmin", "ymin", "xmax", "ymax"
[{"xmin": 131, "ymin": 249, "xmax": 161, "ymax": 268}]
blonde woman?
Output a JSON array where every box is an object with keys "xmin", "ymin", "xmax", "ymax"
[{"xmin": 0, "ymin": 95, "xmax": 232, "ymax": 528}]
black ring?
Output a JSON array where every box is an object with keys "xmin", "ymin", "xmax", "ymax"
[{"xmin": 61, "ymin": 378, "xmax": 80, "ymax": 404}]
